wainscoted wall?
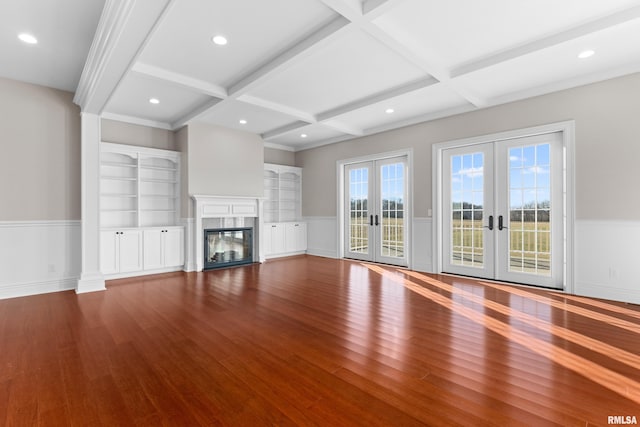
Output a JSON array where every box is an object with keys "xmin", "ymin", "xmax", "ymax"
[
  {"xmin": 412, "ymin": 217, "xmax": 433, "ymax": 273},
  {"xmin": 304, "ymin": 216, "xmax": 338, "ymax": 259},
  {"xmin": 0, "ymin": 221, "xmax": 80, "ymax": 299},
  {"xmin": 575, "ymin": 220, "xmax": 640, "ymax": 305}
]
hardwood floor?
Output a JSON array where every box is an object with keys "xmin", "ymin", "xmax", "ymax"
[{"xmin": 1, "ymin": 255, "xmax": 639, "ymax": 426}]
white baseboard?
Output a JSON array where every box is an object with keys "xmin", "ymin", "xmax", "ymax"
[
  {"xmin": 0, "ymin": 277, "xmax": 77, "ymax": 300},
  {"xmin": 0, "ymin": 220, "xmax": 81, "ymax": 300}
]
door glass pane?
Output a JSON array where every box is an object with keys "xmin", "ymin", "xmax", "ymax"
[
  {"xmin": 380, "ymin": 162, "xmax": 405, "ymax": 258},
  {"xmin": 349, "ymin": 168, "xmax": 369, "ymax": 254},
  {"xmin": 451, "ymin": 153, "xmax": 484, "ymax": 267},
  {"xmin": 508, "ymin": 143, "xmax": 551, "ymax": 276}
]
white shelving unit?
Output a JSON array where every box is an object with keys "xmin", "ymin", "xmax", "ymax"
[
  {"xmin": 100, "ymin": 142, "xmax": 183, "ymax": 278},
  {"xmin": 263, "ymin": 163, "xmax": 306, "ymax": 258},
  {"xmin": 263, "ymin": 164, "xmax": 302, "ymax": 223}
]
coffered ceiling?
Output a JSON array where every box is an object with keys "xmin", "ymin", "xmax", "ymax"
[{"xmin": 5, "ymin": 0, "xmax": 640, "ymax": 151}]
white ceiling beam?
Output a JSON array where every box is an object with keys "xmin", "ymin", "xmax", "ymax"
[
  {"xmin": 132, "ymin": 62, "xmax": 227, "ymax": 98},
  {"xmin": 364, "ymin": 103, "xmax": 477, "ymax": 136},
  {"xmin": 362, "ymin": 0, "xmax": 409, "ymax": 20},
  {"xmin": 317, "ymin": 76, "xmax": 438, "ymax": 121},
  {"xmin": 238, "ymin": 95, "xmax": 316, "ymax": 124},
  {"xmin": 318, "ymin": 0, "xmax": 363, "ymax": 21},
  {"xmin": 451, "ymin": 4, "xmax": 640, "ymax": 78},
  {"xmin": 321, "ymin": 119, "xmax": 364, "ymax": 136},
  {"xmin": 359, "ymin": 23, "xmax": 488, "ymax": 107},
  {"xmin": 75, "ymin": 0, "xmax": 175, "ymax": 113},
  {"xmin": 228, "ymin": 16, "xmax": 350, "ymax": 96},
  {"xmin": 262, "ymin": 121, "xmax": 311, "ymax": 140},
  {"xmin": 170, "ymin": 97, "xmax": 225, "ymax": 130},
  {"xmin": 101, "ymin": 112, "xmax": 172, "ymax": 130}
]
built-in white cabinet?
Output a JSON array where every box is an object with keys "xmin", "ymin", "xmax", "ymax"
[
  {"xmin": 100, "ymin": 143, "xmax": 183, "ymax": 278},
  {"xmin": 143, "ymin": 227, "xmax": 184, "ymax": 270},
  {"xmin": 263, "ymin": 222, "xmax": 307, "ymax": 258},
  {"xmin": 263, "ymin": 163, "xmax": 307, "ymax": 259},
  {"xmin": 100, "ymin": 229, "xmax": 143, "ymax": 275},
  {"xmin": 286, "ymin": 222, "xmax": 307, "ymax": 253}
]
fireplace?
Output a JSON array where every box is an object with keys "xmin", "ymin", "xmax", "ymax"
[{"xmin": 204, "ymin": 228, "xmax": 253, "ymax": 270}]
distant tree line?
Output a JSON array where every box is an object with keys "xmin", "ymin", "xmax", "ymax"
[
  {"xmin": 452, "ymin": 201, "xmax": 550, "ymax": 222},
  {"xmin": 350, "ymin": 199, "xmax": 404, "ymax": 219}
]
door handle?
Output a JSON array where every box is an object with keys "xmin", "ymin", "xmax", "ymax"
[
  {"xmin": 488, "ymin": 215, "xmax": 494, "ymax": 231},
  {"xmin": 370, "ymin": 215, "xmax": 373, "ymax": 226},
  {"xmin": 498, "ymin": 215, "xmax": 507, "ymax": 231},
  {"xmin": 375, "ymin": 215, "xmax": 379, "ymax": 226}
]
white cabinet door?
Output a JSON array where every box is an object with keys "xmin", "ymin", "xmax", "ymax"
[
  {"xmin": 284, "ymin": 222, "xmax": 307, "ymax": 253},
  {"xmin": 163, "ymin": 228, "xmax": 184, "ymax": 267},
  {"xmin": 143, "ymin": 229, "xmax": 163, "ymax": 270},
  {"xmin": 118, "ymin": 230, "xmax": 143, "ymax": 273},
  {"xmin": 100, "ymin": 231, "xmax": 119, "ymax": 275},
  {"xmin": 264, "ymin": 223, "xmax": 286, "ymax": 255},
  {"xmin": 294, "ymin": 222, "xmax": 307, "ymax": 252}
]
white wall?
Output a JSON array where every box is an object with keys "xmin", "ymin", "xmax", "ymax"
[{"xmin": 187, "ymin": 122, "xmax": 264, "ymax": 200}]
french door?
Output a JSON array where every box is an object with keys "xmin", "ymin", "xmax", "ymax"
[
  {"xmin": 443, "ymin": 132, "xmax": 563, "ymax": 288},
  {"xmin": 344, "ymin": 156, "xmax": 408, "ymax": 267}
]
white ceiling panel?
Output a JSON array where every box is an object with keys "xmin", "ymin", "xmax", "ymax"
[
  {"xmin": 198, "ymin": 99, "xmax": 300, "ymax": 135},
  {"xmin": 0, "ymin": 0, "xmax": 104, "ymax": 92},
  {"xmin": 374, "ymin": 0, "xmax": 640, "ymax": 71},
  {"xmin": 454, "ymin": 18, "xmax": 640, "ymax": 102},
  {"xmin": 247, "ymin": 28, "xmax": 429, "ymax": 116},
  {"xmin": 331, "ymin": 83, "xmax": 470, "ymax": 131},
  {"xmin": 138, "ymin": 0, "xmax": 337, "ymax": 88},
  {"xmin": 105, "ymin": 73, "xmax": 213, "ymax": 125},
  {"xmin": 267, "ymin": 123, "xmax": 347, "ymax": 147}
]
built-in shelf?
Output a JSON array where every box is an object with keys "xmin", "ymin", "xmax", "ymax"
[
  {"xmin": 263, "ymin": 163, "xmax": 302, "ymax": 223},
  {"xmin": 100, "ymin": 142, "xmax": 180, "ymax": 229}
]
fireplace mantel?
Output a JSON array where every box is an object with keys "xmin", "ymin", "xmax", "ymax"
[{"xmin": 192, "ymin": 195, "xmax": 265, "ymax": 271}]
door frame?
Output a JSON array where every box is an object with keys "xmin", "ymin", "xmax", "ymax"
[
  {"xmin": 337, "ymin": 149, "xmax": 413, "ymax": 268},
  {"xmin": 432, "ymin": 121, "xmax": 575, "ymax": 293}
]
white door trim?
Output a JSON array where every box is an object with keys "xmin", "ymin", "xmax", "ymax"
[
  {"xmin": 337, "ymin": 149, "xmax": 414, "ymax": 268},
  {"xmin": 432, "ymin": 121, "xmax": 575, "ymax": 293}
]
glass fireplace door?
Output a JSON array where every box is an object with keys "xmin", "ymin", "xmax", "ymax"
[{"xmin": 204, "ymin": 228, "xmax": 253, "ymax": 269}]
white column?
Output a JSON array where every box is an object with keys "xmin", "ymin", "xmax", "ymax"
[{"xmin": 77, "ymin": 113, "xmax": 106, "ymax": 293}]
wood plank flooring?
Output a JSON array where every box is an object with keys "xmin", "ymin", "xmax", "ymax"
[{"xmin": 1, "ymin": 255, "xmax": 639, "ymax": 426}]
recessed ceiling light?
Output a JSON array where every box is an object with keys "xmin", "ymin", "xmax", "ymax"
[
  {"xmin": 578, "ymin": 50, "xmax": 595, "ymax": 59},
  {"xmin": 239, "ymin": 119, "xmax": 247, "ymax": 125},
  {"xmin": 300, "ymin": 134, "xmax": 308, "ymax": 138},
  {"xmin": 385, "ymin": 108, "xmax": 395, "ymax": 114},
  {"xmin": 149, "ymin": 98, "xmax": 160, "ymax": 104},
  {"xmin": 18, "ymin": 33, "xmax": 38, "ymax": 44},
  {"xmin": 212, "ymin": 35, "xmax": 228, "ymax": 46}
]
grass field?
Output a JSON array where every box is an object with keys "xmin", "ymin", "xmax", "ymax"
[
  {"xmin": 348, "ymin": 216, "xmax": 550, "ymax": 273},
  {"xmin": 349, "ymin": 216, "xmax": 405, "ymax": 257},
  {"xmin": 452, "ymin": 219, "xmax": 550, "ymax": 274}
]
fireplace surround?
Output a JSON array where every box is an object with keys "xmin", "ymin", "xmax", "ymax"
[{"xmin": 192, "ymin": 195, "xmax": 264, "ymax": 272}]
